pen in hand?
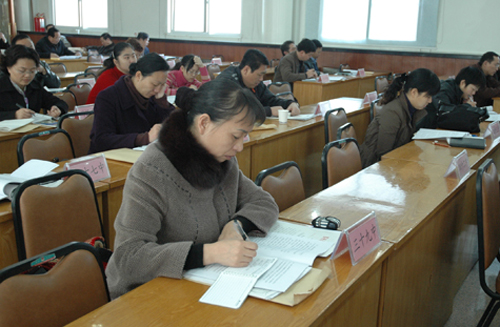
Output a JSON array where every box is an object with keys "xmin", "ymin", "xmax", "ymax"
[{"xmin": 233, "ymin": 220, "xmax": 248, "ymax": 241}]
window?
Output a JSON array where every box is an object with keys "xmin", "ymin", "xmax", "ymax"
[
  {"xmin": 320, "ymin": 0, "xmax": 438, "ymax": 47},
  {"xmin": 54, "ymin": 0, "xmax": 107, "ymax": 30},
  {"xmin": 170, "ymin": 0, "xmax": 242, "ymax": 35}
]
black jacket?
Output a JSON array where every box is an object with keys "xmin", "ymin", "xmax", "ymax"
[
  {"xmin": 35, "ymin": 36, "xmax": 75, "ymax": 59},
  {"xmin": 34, "ymin": 60, "xmax": 61, "ymax": 88},
  {"xmin": 218, "ymin": 65, "xmax": 296, "ymax": 116},
  {"xmin": 0, "ymin": 74, "xmax": 68, "ymax": 121}
]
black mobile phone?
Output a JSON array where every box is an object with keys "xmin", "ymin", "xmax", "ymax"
[{"xmin": 311, "ymin": 216, "xmax": 341, "ymax": 230}]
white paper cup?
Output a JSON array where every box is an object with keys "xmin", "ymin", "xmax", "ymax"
[{"xmin": 278, "ymin": 109, "xmax": 288, "ymax": 124}]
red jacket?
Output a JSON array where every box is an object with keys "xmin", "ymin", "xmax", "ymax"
[{"xmin": 86, "ymin": 66, "xmax": 125, "ymax": 104}]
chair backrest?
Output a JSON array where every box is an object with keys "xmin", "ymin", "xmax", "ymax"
[
  {"xmin": 84, "ymin": 65, "xmax": 103, "ymax": 76},
  {"xmin": 270, "ymin": 59, "xmax": 280, "ymax": 68},
  {"xmin": 230, "ymin": 61, "xmax": 240, "ymax": 67},
  {"xmin": 206, "ymin": 64, "xmax": 221, "ymax": 80},
  {"xmin": 322, "ymin": 138, "xmax": 362, "ymax": 189},
  {"xmin": 337, "ymin": 122, "xmax": 357, "ymax": 141},
  {"xmin": 268, "ymin": 82, "xmax": 292, "ymax": 95},
  {"xmin": 324, "ymin": 108, "xmax": 348, "ymax": 143},
  {"xmin": 66, "ymin": 83, "xmax": 92, "ymax": 105},
  {"xmin": 74, "ymin": 72, "xmax": 97, "ymax": 86},
  {"xmin": 57, "ymin": 112, "xmax": 95, "ymax": 157},
  {"xmin": 0, "ymin": 242, "xmax": 109, "ymax": 327},
  {"xmin": 87, "ymin": 55, "xmax": 103, "ymax": 63},
  {"xmin": 11, "ymin": 170, "xmax": 105, "ymax": 260},
  {"xmin": 370, "ymin": 98, "xmax": 383, "ymax": 121},
  {"xmin": 476, "ymin": 159, "xmax": 500, "ymax": 298},
  {"xmin": 53, "ymin": 91, "xmax": 77, "ymax": 112},
  {"xmin": 17, "ymin": 129, "xmax": 75, "ymax": 166},
  {"xmin": 48, "ymin": 62, "xmax": 67, "ymax": 73},
  {"xmin": 255, "ymin": 161, "xmax": 305, "ymax": 212},
  {"xmin": 375, "ymin": 76, "xmax": 389, "ymax": 95}
]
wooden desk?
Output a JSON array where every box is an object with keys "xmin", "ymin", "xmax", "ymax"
[
  {"xmin": 293, "ymin": 71, "xmax": 389, "ymax": 106},
  {"xmin": 44, "ymin": 57, "xmax": 89, "ymax": 72},
  {"xmin": 0, "ymin": 125, "xmax": 54, "ymax": 173},
  {"xmin": 56, "ymin": 71, "xmax": 82, "ymax": 87},
  {"xmin": 68, "ymin": 241, "xmax": 392, "ymax": 327},
  {"xmin": 279, "ymin": 158, "xmax": 477, "ymax": 326},
  {"xmin": 493, "ymin": 97, "xmax": 500, "ymax": 113}
]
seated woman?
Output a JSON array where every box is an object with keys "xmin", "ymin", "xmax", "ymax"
[
  {"xmin": 86, "ymin": 42, "xmax": 137, "ymax": 104},
  {"xmin": 359, "ymin": 68, "xmax": 440, "ymax": 168},
  {"xmin": 0, "ymin": 45, "xmax": 67, "ymax": 121},
  {"xmin": 105, "ymin": 78, "xmax": 279, "ymax": 299},
  {"xmin": 125, "ymin": 38, "xmax": 144, "ymax": 60},
  {"xmin": 165, "ymin": 54, "xmax": 211, "ymax": 95},
  {"xmin": 88, "ymin": 53, "xmax": 174, "ymax": 153}
]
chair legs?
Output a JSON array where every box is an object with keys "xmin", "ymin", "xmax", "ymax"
[{"xmin": 477, "ymin": 298, "xmax": 500, "ymax": 327}]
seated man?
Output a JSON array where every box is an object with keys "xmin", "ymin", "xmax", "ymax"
[
  {"xmin": 86, "ymin": 33, "xmax": 115, "ymax": 57},
  {"xmin": 473, "ymin": 51, "xmax": 500, "ymax": 107},
  {"xmin": 45, "ymin": 24, "xmax": 72, "ymax": 48},
  {"xmin": 274, "ymin": 38, "xmax": 318, "ymax": 86},
  {"xmin": 35, "ymin": 28, "xmax": 78, "ymax": 59},
  {"xmin": 280, "ymin": 40, "xmax": 296, "ymax": 57},
  {"xmin": 12, "ymin": 34, "xmax": 60, "ymax": 88},
  {"xmin": 304, "ymin": 39, "xmax": 322, "ymax": 76},
  {"xmin": 219, "ymin": 49, "xmax": 300, "ymax": 117},
  {"xmin": 416, "ymin": 66, "xmax": 486, "ymax": 129}
]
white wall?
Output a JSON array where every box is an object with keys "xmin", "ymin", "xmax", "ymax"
[{"xmin": 13, "ymin": 0, "xmax": 500, "ymax": 56}]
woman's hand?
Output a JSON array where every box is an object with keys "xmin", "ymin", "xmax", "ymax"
[
  {"xmin": 194, "ymin": 56, "xmax": 204, "ymax": 68},
  {"xmin": 15, "ymin": 108, "xmax": 35, "ymax": 119},
  {"xmin": 148, "ymin": 123, "xmax": 162, "ymax": 142},
  {"xmin": 47, "ymin": 105, "xmax": 61, "ymax": 118},
  {"xmin": 155, "ymin": 83, "xmax": 168, "ymax": 99},
  {"xmin": 203, "ymin": 240, "xmax": 257, "ymax": 267}
]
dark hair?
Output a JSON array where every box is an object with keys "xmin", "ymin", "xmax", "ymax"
[
  {"xmin": 239, "ymin": 49, "xmax": 269, "ymax": 72},
  {"xmin": 125, "ymin": 38, "xmax": 143, "ymax": 53},
  {"xmin": 312, "ymin": 39, "xmax": 323, "ymax": 49},
  {"xmin": 0, "ymin": 45, "xmax": 40, "ymax": 74},
  {"xmin": 180, "ymin": 54, "xmax": 196, "ymax": 72},
  {"xmin": 129, "ymin": 53, "xmax": 169, "ymax": 77},
  {"xmin": 175, "ymin": 78, "xmax": 266, "ymax": 127},
  {"xmin": 478, "ymin": 51, "xmax": 499, "ymax": 66},
  {"xmin": 100, "ymin": 42, "xmax": 134, "ymax": 76},
  {"xmin": 297, "ymin": 38, "xmax": 316, "ymax": 54},
  {"xmin": 380, "ymin": 68, "xmax": 440, "ymax": 105},
  {"xmin": 45, "ymin": 24, "xmax": 54, "ymax": 30},
  {"xmin": 47, "ymin": 27, "xmax": 59, "ymax": 38},
  {"xmin": 137, "ymin": 32, "xmax": 149, "ymax": 40},
  {"xmin": 12, "ymin": 34, "xmax": 30, "ymax": 45},
  {"xmin": 100, "ymin": 33, "xmax": 112, "ymax": 40},
  {"xmin": 280, "ymin": 40, "xmax": 294, "ymax": 56},
  {"xmin": 455, "ymin": 66, "xmax": 486, "ymax": 88}
]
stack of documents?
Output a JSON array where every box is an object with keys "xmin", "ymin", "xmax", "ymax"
[
  {"xmin": 0, "ymin": 118, "xmax": 34, "ymax": 132},
  {"xmin": 184, "ymin": 220, "xmax": 342, "ymax": 308},
  {"xmin": 412, "ymin": 128, "xmax": 471, "ymax": 140}
]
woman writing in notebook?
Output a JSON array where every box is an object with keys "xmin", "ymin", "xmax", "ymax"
[
  {"xmin": 0, "ymin": 45, "xmax": 67, "ymax": 121},
  {"xmin": 359, "ymin": 68, "xmax": 440, "ymax": 168},
  {"xmin": 86, "ymin": 42, "xmax": 138, "ymax": 104},
  {"xmin": 165, "ymin": 54, "xmax": 211, "ymax": 95},
  {"xmin": 105, "ymin": 78, "xmax": 279, "ymax": 299}
]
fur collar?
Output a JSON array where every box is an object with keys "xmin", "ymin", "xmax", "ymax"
[{"xmin": 159, "ymin": 109, "xmax": 229, "ymax": 189}]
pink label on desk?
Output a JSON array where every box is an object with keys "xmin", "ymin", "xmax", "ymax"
[
  {"xmin": 445, "ymin": 149, "xmax": 470, "ymax": 180},
  {"xmin": 319, "ymin": 73, "xmax": 329, "ymax": 83},
  {"xmin": 345, "ymin": 212, "xmax": 381, "ymax": 265},
  {"xmin": 75, "ymin": 104, "xmax": 94, "ymax": 120},
  {"xmin": 211, "ymin": 58, "xmax": 222, "ymax": 65},
  {"xmin": 64, "ymin": 154, "xmax": 111, "ymax": 182},
  {"xmin": 167, "ymin": 60, "xmax": 176, "ymax": 69},
  {"xmin": 485, "ymin": 121, "xmax": 500, "ymax": 140},
  {"xmin": 357, "ymin": 68, "xmax": 365, "ymax": 77},
  {"xmin": 316, "ymin": 101, "xmax": 331, "ymax": 117},
  {"xmin": 263, "ymin": 80, "xmax": 271, "ymax": 86},
  {"xmin": 363, "ymin": 91, "xmax": 377, "ymax": 104}
]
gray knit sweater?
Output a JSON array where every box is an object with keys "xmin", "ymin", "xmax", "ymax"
[{"xmin": 105, "ymin": 142, "xmax": 279, "ymax": 299}]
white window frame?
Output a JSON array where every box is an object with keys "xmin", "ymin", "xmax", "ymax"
[
  {"xmin": 52, "ymin": 0, "xmax": 108, "ymax": 35},
  {"xmin": 166, "ymin": 0, "xmax": 242, "ymax": 41}
]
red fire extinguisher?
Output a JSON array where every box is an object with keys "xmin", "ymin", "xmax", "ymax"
[
  {"xmin": 39, "ymin": 14, "xmax": 46, "ymax": 32},
  {"xmin": 34, "ymin": 13, "xmax": 46, "ymax": 32},
  {"xmin": 34, "ymin": 13, "xmax": 40, "ymax": 32}
]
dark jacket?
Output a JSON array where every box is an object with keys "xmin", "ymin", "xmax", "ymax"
[
  {"xmin": 34, "ymin": 60, "xmax": 61, "ymax": 88},
  {"xmin": 360, "ymin": 93, "xmax": 427, "ymax": 168},
  {"xmin": 473, "ymin": 64, "xmax": 500, "ymax": 107},
  {"xmin": 35, "ymin": 36, "xmax": 75, "ymax": 59},
  {"xmin": 88, "ymin": 75, "xmax": 175, "ymax": 153},
  {"xmin": 0, "ymin": 74, "xmax": 68, "ymax": 121},
  {"xmin": 416, "ymin": 78, "xmax": 464, "ymax": 129},
  {"xmin": 0, "ymin": 39, "xmax": 9, "ymax": 50},
  {"xmin": 219, "ymin": 65, "xmax": 295, "ymax": 116},
  {"xmin": 304, "ymin": 58, "xmax": 320, "ymax": 76},
  {"xmin": 273, "ymin": 51, "xmax": 308, "ymax": 85},
  {"xmin": 87, "ymin": 43, "xmax": 115, "ymax": 57}
]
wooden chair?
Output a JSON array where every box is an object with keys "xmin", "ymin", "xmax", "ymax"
[
  {"xmin": 66, "ymin": 83, "xmax": 92, "ymax": 105},
  {"xmin": 57, "ymin": 111, "xmax": 95, "ymax": 157},
  {"xmin": 476, "ymin": 159, "xmax": 500, "ymax": 326},
  {"xmin": 370, "ymin": 98, "xmax": 383, "ymax": 121},
  {"xmin": 11, "ymin": 170, "xmax": 105, "ymax": 261},
  {"xmin": 337, "ymin": 122, "xmax": 357, "ymax": 141},
  {"xmin": 206, "ymin": 64, "xmax": 221, "ymax": 80},
  {"xmin": 84, "ymin": 65, "xmax": 103, "ymax": 77},
  {"xmin": 48, "ymin": 62, "xmax": 67, "ymax": 73},
  {"xmin": 324, "ymin": 108, "xmax": 348, "ymax": 143},
  {"xmin": 74, "ymin": 72, "xmax": 97, "ymax": 86},
  {"xmin": 255, "ymin": 161, "xmax": 305, "ymax": 212},
  {"xmin": 17, "ymin": 129, "xmax": 75, "ymax": 166},
  {"xmin": 268, "ymin": 82, "xmax": 295, "ymax": 101},
  {"xmin": 53, "ymin": 91, "xmax": 77, "ymax": 112},
  {"xmin": 321, "ymin": 138, "xmax": 362, "ymax": 189},
  {"xmin": 0, "ymin": 242, "xmax": 109, "ymax": 327},
  {"xmin": 374, "ymin": 76, "xmax": 389, "ymax": 95}
]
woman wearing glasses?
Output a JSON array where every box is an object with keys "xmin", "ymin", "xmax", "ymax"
[
  {"xmin": 0, "ymin": 45, "xmax": 67, "ymax": 121},
  {"xmin": 165, "ymin": 54, "xmax": 211, "ymax": 95}
]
